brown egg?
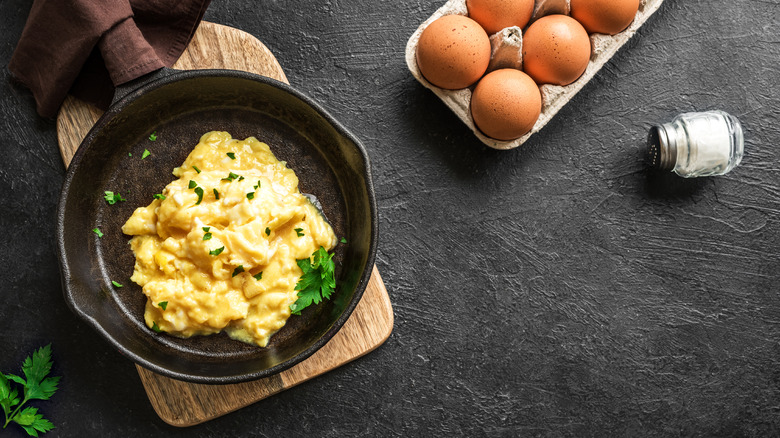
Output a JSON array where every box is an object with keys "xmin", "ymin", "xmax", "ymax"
[
  {"xmin": 470, "ymin": 69, "xmax": 542, "ymax": 141},
  {"xmin": 570, "ymin": 0, "xmax": 640, "ymax": 35},
  {"xmin": 466, "ymin": 0, "xmax": 535, "ymax": 36},
  {"xmin": 416, "ymin": 15, "xmax": 491, "ymax": 90},
  {"xmin": 522, "ymin": 15, "xmax": 591, "ymax": 86}
]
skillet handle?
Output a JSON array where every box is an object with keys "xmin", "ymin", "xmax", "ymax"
[{"xmin": 111, "ymin": 67, "xmax": 179, "ymax": 106}]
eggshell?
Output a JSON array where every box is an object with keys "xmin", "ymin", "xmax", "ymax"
[
  {"xmin": 522, "ymin": 15, "xmax": 591, "ymax": 86},
  {"xmin": 470, "ymin": 69, "xmax": 542, "ymax": 140},
  {"xmin": 466, "ymin": 0, "xmax": 535, "ymax": 35},
  {"xmin": 570, "ymin": 0, "xmax": 640, "ymax": 35},
  {"xmin": 415, "ymin": 15, "xmax": 491, "ymax": 90}
]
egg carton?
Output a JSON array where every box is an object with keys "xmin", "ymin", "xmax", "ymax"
[{"xmin": 405, "ymin": 0, "xmax": 665, "ymax": 150}]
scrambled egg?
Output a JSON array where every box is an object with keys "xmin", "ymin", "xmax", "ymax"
[{"xmin": 121, "ymin": 131, "xmax": 337, "ymax": 346}]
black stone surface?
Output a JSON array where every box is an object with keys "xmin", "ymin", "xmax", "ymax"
[{"xmin": 1, "ymin": 0, "xmax": 779, "ymax": 436}]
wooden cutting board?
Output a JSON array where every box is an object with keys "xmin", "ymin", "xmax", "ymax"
[{"xmin": 55, "ymin": 21, "xmax": 393, "ymax": 427}]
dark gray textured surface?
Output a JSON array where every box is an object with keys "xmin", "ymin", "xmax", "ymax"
[{"xmin": 1, "ymin": 0, "xmax": 779, "ymax": 436}]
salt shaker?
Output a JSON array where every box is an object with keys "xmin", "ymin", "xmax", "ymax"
[{"xmin": 647, "ymin": 110, "xmax": 744, "ymax": 178}]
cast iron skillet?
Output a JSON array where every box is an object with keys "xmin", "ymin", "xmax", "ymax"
[{"xmin": 57, "ymin": 68, "xmax": 378, "ymax": 384}]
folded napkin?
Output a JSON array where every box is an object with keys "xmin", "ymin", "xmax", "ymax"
[{"xmin": 9, "ymin": 0, "xmax": 211, "ymax": 118}]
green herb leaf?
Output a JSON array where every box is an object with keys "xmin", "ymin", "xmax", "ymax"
[
  {"xmin": 141, "ymin": 149, "xmax": 151, "ymax": 159},
  {"xmin": 213, "ymin": 188, "xmax": 220, "ymax": 200},
  {"xmin": 203, "ymin": 232, "xmax": 212, "ymax": 241},
  {"xmin": 226, "ymin": 152, "xmax": 236, "ymax": 160},
  {"xmin": 238, "ymin": 176, "xmax": 245, "ymax": 181},
  {"xmin": 193, "ymin": 165, "xmax": 201, "ymax": 174},
  {"xmin": 92, "ymin": 228, "xmax": 103, "ymax": 238},
  {"xmin": 188, "ymin": 180, "xmax": 198, "ymax": 189},
  {"xmin": 294, "ymin": 228, "xmax": 304, "ymax": 237},
  {"xmin": 153, "ymin": 193, "xmax": 166, "ymax": 200},
  {"xmin": 194, "ymin": 187, "xmax": 204, "ymax": 205},
  {"xmin": 202, "ymin": 227, "xmax": 210, "ymax": 232},
  {"xmin": 290, "ymin": 247, "xmax": 336, "ymax": 315},
  {"xmin": 232, "ymin": 265, "xmax": 245, "ymax": 277},
  {"xmin": 340, "ymin": 237, "xmax": 347, "ymax": 244},
  {"xmin": 221, "ymin": 172, "xmax": 240, "ymax": 182},
  {"xmin": 265, "ymin": 227, "xmax": 271, "ymax": 236},
  {"xmin": 158, "ymin": 301, "xmax": 168, "ymax": 311},
  {"xmin": 103, "ymin": 191, "xmax": 125, "ymax": 205},
  {"xmin": 149, "ymin": 131, "xmax": 157, "ymax": 141},
  {"xmin": 209, "ymin": 246, "xmax": 225, "ymax": 256},
  {"xmin": 111, "ymin": 281, "xmax": 123, "ymax": 288},
  {"xmin": 253, "ymin": 272, "xmax": 263, "ymax": 281},
  {"xmin": 246, "ymin": 192, "xmax": 255, "ymax": 200},
  {"xmin": 254, "ymin": 180, "xmax": 261, "ymax": 189},
  {"xmin": 151, "ymin": 321, "xmax": 162, "ymax": 333}
]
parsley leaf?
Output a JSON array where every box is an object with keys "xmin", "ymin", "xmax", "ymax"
[
  {"xmin": 221, "ymin": 172, "xmax": 240, "ymax": 182},
  {"xmin": 294, "ymin": 228, "xmax": 304, "ymax": 237},
  {"xmin": 213, "ymin": 188, "xmax": 220, "ymax": 200},
  {"xmin": 153, "ymin": 193, "xmax": 166, "ymax": 200},
  {"xmin": 203, "ymin": 232, "xmax": 212, "ymax": 241},
  {"xmin": 194, "ymin": 187, "xmax": 204, "ymax": 205},
  {"xmin": 149, "ymin": 131, "xmax": 157, "ymax": 141},
  {"xmin": 151, "ymin": 322, "xmax": 162, "ymax": 333},
  {"xmin": 226, "ymin": 152, "xmax": 236, "ymax": 160},
  {"xmin": 104, "ymin": 191, "xmax": 125, "ymax": 205},
  {"xmin": 158, "ymin": 301, "xmax": 168, "ymax": 311},
  {"xmin": 92, "ymin": 228, "xmax": 103, "ymax": 238},
  {"xmin": 232, "ymin": 265, "xmax": 245, "ymax": 277},
  {"xmin": 141, "ymin": 149, "xmax": 151, "ymax": 159},
  {"xmin": 253, "ymin": 272, "xmax": 263, "ymax": 281},
  {"xmin": 188, "ymin": 180, "xmax": 198, "ymax": 189},
  {"xmin": 265, "ymin": 227, "xmax": 271, "ymax": 236},
  {"xmin": 246, "ymin": 192, "xmax": 255, "ymax": 200},
  {"xmin": 1, "ymin": 344, "xmax": 59, "ymax": 436},
  {"xmin": 290, "ymin": 247, "xmax": 336, "ymax": 315},
  {"xmin": 340, "ymin": 237, "xmax": 347, "ymax": 244},
  {"xmin": 209, "ymin": 246, "xmax": 225, "ymax": 256},
  {"xmin": 111, "ymin": 281, "xmax": 123, "ymax": 288}
]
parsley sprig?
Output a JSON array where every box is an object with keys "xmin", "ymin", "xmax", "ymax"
[
  {"xmin": 290, "ymin": 247, "xmax": 336, "ymax": 315},
  {"xmin": 1, "ymin": 344, "xmax": 59, "ymax": 436}
]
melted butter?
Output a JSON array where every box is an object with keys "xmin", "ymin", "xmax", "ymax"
[{"xmin": 122, "ymin": 131, "xmax": 337, "ymax": 346}]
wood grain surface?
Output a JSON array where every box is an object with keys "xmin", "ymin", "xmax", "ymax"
[{"xmin": 55, "ymin": 21, "xmax": 393, "ymax": 427}]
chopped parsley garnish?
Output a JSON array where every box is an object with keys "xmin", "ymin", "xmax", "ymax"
[
  {"xmin": 213, "ymin": 188, "xmax": 220, "ymax": 200},
  {"xmin": 158, "ymin": 301, "xmax": 168, "ymax": 311},
  {"xmin": 149, "ymin": 131, "xmax": 157, "ymax": 141},
  {"xmin": 202, "ymin": 227, "xmax": 211, "ymax": 232},
  {"xmin": 221, "ymin": 172, "xmax": 240, "ymax": 182},
  {"xmin": 254, "ymin": 181, "xmax": 261, "ymax": 189},
  {"xmin": 92, "ymin": 228, "xmax": 104, "ymax": 238},
  {"xmin": 128, "ymin": 152, "xmax": 132, "ymax": 157},
  {"xmin": 194, "ymin": 187, "xmax": 204, "ymax": 205},
  {"xmin": 238, "ymin": 176, "xmax": 245, "ymax": 181},
  {"xmin": 294, "ymin": 228, "xmax": 304, "ymax": 237},
  {"xmin": 265, "ymin": 227, "xmax": 271, "ymax": 236},
  {"xmin": 193, "ymin": 165, "xmax": 201, "ymax": 174},
  {"xmin": 153, "ymin": 193, "xmax": 166, "ymax": 200},
  {"xmin": 232, "ymin": 265, "xmax": 244, "ymax": 277},
  {"xmin": 188, "ymin": 180, "xmax": 198, "ymax": 189},
  {"xmin": 142, "ymin": 149, "xmax": 151, "ymax": 159},
  {"xmin": 253, "ymin": 272, "xmax": 263, "ymax": 281},
  {"xmin": 340, "ymin": 237, "xmax": 347, "ymax": 244},
  {"xmin": 151, "ymin": 321, "xmax": 162, "ymax": 333},
  {"xmin": 203, "ymin": 232, "xmax": 212, "ymax": 241},
  {"xmin": 290, "ymin": 247, "xmax": 336, "ymax": 315},
  {"xmin": 111, "ymin": 281, "xmax": 123, "ymax": 288},
  {"xmin": 104, "ymin": 191, "xmax": 125, "ymax": 205},
  {"xmin": 246, "ymin": 192, "xmax": 255, "ymax": 200},
  {"xmin": 209, "ymin": 246, "xmax": 225, "ymax": 256},
  {"xmin": 226, "ymin": 152, "xmax": 236, "ymax": 160}
]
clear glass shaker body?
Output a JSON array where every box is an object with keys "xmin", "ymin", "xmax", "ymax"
[{"xmin": 648, "ymin": 110, "xmax": 744, "ymax": 178}]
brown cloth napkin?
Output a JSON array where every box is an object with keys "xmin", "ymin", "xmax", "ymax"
[{"xmin": 9, "ymin": 0, "xmax": 211, "ymax": 118}]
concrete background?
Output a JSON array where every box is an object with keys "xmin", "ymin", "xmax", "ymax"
[{"xmin": 1, "ymin": 0, "xmax": 779, "ymax": 436}]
